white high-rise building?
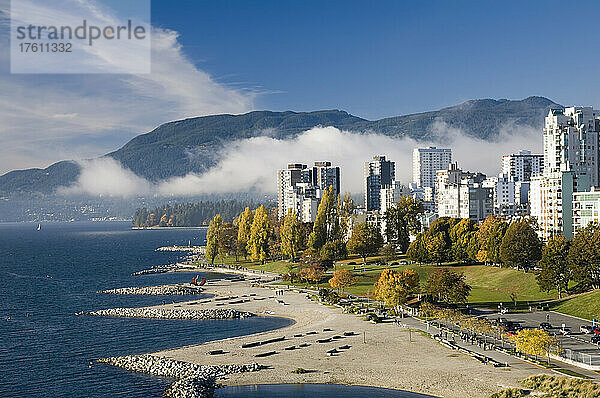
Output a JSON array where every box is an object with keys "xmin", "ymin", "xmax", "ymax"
[
  {"xmin": 436, "ymin": 163, "xmax": 492, "ymax": 221},
  {"xmin": 483, "ymin": 173, "xmax": 516, "ymax": 211},
  {"xmin": 502, "ymin": 150, "xmax": 543, "ymax": 182},
  {"xmin": 544, "ymin": 107, "xmax": 599, "ymax": 186},
  {"xmin": 572, "ymin": 188, "xmax": 600, "ymax": 234},
  {"xmin": 413, "ymin": 147, "xmax": 452, "ymax": 189},
  {"xmin": 529, "ymin": 107, "xmax": 598, "ymax": 239},
  {"xmin": 277, "ymin": 161, "xmax": 340, "ymax": 222}
]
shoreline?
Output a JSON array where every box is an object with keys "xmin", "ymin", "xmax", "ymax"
[{"xmin": 113, "ymin": 278, "xmax": 555, "ymax": 398}]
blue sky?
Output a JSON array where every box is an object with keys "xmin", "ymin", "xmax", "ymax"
[
  {"xmin": 1, "ymin": 0, "xmax": 600, "ymax": 174},
  {"xmin": 152, "ymin": 0, "xmax": 600, "ymax": 119}
]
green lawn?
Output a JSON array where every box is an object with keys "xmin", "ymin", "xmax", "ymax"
[
  {"xmin": 551, "ymin": 290, "xmax": 600, "ymax": 321},
  {"xmin": 206, "ymin": 255, "xmax": 557, "ymax": 304},
  {"xmin": 203, "ymin": 255, "xmax": 295, "ymax": 275},
  {"xmin": 283, "ymin": 263, "xmax": 556, "ymax": 304}
]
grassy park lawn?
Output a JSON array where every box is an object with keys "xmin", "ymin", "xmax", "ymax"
[
  {"xmin": 208, "ymin": 255, "xmax": 557, "ymax": 304},
  {"xmin": 289, "ymin": 262, "xmax": 555, "ymax": 304},
  {"xmin": 550, "ymin": 290, "xmax": 600, "ymax": 321}
]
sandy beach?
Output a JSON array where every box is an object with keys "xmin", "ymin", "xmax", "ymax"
[{"xmin": 141, "ymin": 277, "xmax": 554, "ymax": 398}]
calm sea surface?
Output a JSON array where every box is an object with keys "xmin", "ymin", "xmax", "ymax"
[
  {"xmin": 0, "ymin": 221, "xmax": 433, "ymax": 397},
  {"xmin": 0, "ymin": 221, "xmax": 291, "ymax": 398}
]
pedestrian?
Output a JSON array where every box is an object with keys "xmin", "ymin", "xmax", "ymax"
[{"xmin": 546, "ymin": 313, "xmax": 550, "ymax": 322}]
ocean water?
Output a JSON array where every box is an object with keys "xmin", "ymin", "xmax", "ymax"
[
  {"xmin": 0, "ymin": 221, "xmax": 431, "ymax": 398},
  {"xmin": 0, "ymin": 221, "xmax": 292, "ymax": 398}
]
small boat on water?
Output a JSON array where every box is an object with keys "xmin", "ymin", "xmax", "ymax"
[{"xmin": 37, "ymin": 224, "xmax": 41, "ymax": 231}]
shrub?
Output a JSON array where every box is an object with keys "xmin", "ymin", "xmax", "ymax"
[
  {"xmin": 292, "ymin": 368, "xmax": 308, "ymax": 374},
  {"xmin": 489, "ymin": 388, "xmax": 528, "ymax": 398},
  {"xmin": 520, "ymin": 375, "xmax": 600, "ymax": 397}
]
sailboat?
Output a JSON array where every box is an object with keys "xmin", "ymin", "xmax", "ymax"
[{"xmin": 37, "ymin": 223, "xmax": 41, "ymax": 231}]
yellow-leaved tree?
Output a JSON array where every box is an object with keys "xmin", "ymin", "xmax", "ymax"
[
  {"xmin": 373, "ymin": 268, "xmax": 420, "ymax": 307},
  {"xmin": 247, "ymin": 205, "xmax": 270, "ymax": 264},
  {"xmin": 329, "ymin": 269, "xmax": 357, "ymax": 293},
  {"xmin": 512, "ymin": 328, "xmax": 559, "ymax": 362}
]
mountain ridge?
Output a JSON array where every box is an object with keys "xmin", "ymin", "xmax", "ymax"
[{"xmin": 0, "ymin": 96, "xmax": 561, "ymax": 194}]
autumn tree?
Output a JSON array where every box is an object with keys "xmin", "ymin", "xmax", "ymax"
[
  {"xmin": 536, "ymin": 236, "xmax": 571, "ymax": 298},
  {"xmin": 205, "ymin": 214, "xmax": 223, "ymax": 265},
  {"xmin": 299, "ymin": 265, "xmax": 324, "ymax": 285},
  {"xmin": 308, "ymin": 186, "xmax": 342, "ymax": 250},
  {"xmin": 500, "ymin": 219, "xmax": 542, "ymax": 270},
  {"xmin": 384, "ymin": 196, "xmax": 424, "ymax": 252},
  {"xmin": 478, "ymin": 215, "xmax": 508, "ymax": 264},
  {"xmin": 373, "ymin": 268, "xmax": 420, "ymax": 307},
  {"xmin": 346, "ymin": 222, "xmax": 384, "ymax": 263},
  {"xmin": 248, "ymin": 205, "xmax": 270, "ymax": 264},
  {"xmin": 512, "ymin": 328, "xmax": 559, "ymax": 361},
  {"xmin": 425, "ymin": 268, "xmax": 471, "ymax": 303},
  {"xmin": 280, "ymin": 209, "xmax": 304, "ymax": 260},
  {"xmin": 568, "ymin": 223, "xmax": 600, "ymax": 289},
  {"xmin": 329, "ymin": 269, "xmax": 357, "ymax": 292},
  {"xmin": 236, "ymin": 207, "xmax": 253, "ymax": 259}
]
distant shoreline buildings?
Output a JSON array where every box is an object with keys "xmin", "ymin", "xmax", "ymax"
[{"xmin": 276, "ymin": 105, "xmax": 600, "ymax": 241}]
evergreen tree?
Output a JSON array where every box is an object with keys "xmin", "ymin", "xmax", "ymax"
[
  {"xmin": 536, "ymin": 236, "xmax": 571, "ymax": 298},
  {"xmin": 248, "ymin": 205, "xmax": 271, "ymax": 264},
  {"xmin": 237, "ymin": 207, "xmax": 253, "ymax": 259},
  {"xmin": 205, "ymin": 214, "xmax": 223, "ymax": 265},
  {"xmin": 500, "ymin": 219, "xmax": 542, "ymax": 270},
  {"xmin": 568, "ymin": 223, "xmax": 600, "ymax": 289}
]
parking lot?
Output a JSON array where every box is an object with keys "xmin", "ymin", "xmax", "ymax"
[{"xmin": 476, "ymin": 308, "xmax": 600, "ymax": 366}]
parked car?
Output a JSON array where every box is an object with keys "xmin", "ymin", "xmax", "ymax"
[
  {"xmin": 593, "ymin": 327, "xmax": 600, "ymax": 335},
  {"xmin": 580, "ymin": 325, "xmax": 594, "ymax": 334},
  {"xmin": 400, "ymin": 261, "xmax": 408, "ymax": 265},
  {"xmin": 591, "ymin": 335, "xmax": 600, "ymax": 344},
  {"xmin": 540, "ymin": 322, "xmax": 552, "ymax": 330}
]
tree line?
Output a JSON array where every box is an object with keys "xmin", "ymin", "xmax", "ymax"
[
  {"xmin": 132, "ymin": 200, "xmax": 261, "ymax": 227},
  {"xmin": 407, "ymin": 215, "xmax": 600, "ymax": 298},
  {"xmin": 203, "ymin": 188, "xmax": 425, "ymax": 268}
]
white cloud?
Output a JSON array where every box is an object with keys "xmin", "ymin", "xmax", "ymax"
[
  {"xmin": 60, "ymin": 123, "xmax": 543, "ymax": 198},
  {"xmin": 57, "ymin": 157, "xmax": 151, "ymax": 197},
  {"xmin": 0, "ymin": 0, "xmax": 255, "ymax": 174}
]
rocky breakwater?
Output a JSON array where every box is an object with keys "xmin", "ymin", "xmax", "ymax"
[
  {"xmin": 99, "ymin": 355, "xmax": 264, "ymax": 398},
  {"xmin": 99, "ymin": 284, "xmax": 204, "ymax": 296},
  {"xmin": 79, "ymin": 307, "xmax": 254, "ymax": 320}
]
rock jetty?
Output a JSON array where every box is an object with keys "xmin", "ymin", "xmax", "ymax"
[
  {"xmin": 132, "ymin": 264, "xmax": 183, "ymax": 275},
  {"xmin": 99, "ymin": 284, "xmax": 204, "ymax": 296},
  {"xmin": 80, "ymin": 307, "xmax": 254, "ymax": 320},
  {"xmin": 99, "ymin": 355, "xmax": 263, "ymax": 398},
  {"xmin": 157, "ymin": 245, "xmax": 205, "ymax": 254}
]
